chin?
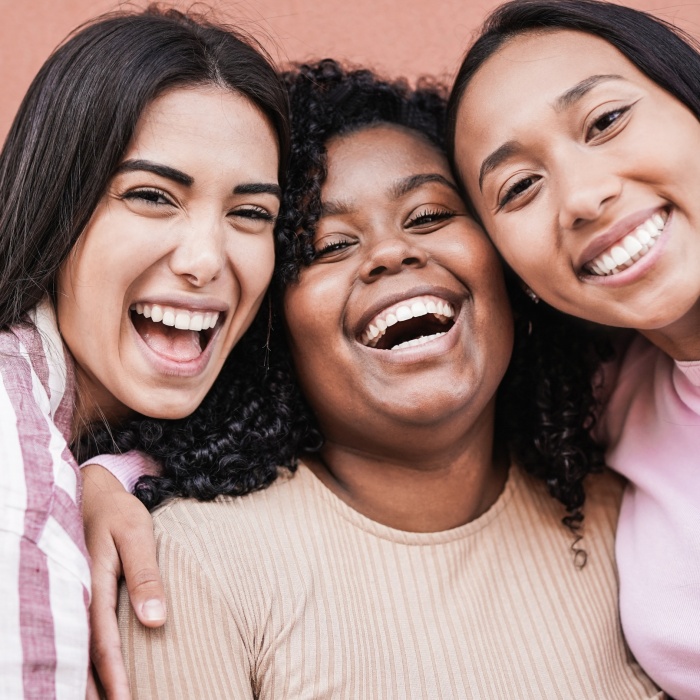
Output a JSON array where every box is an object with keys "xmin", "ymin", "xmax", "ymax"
[{"xmin": 129, "ymin": 392, "xmax": 204, "ymax": 421}]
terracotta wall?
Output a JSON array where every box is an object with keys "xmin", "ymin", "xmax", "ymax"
[{"xmin": 2, "ymin": 0, "xmax": 700, "ymax": 141}]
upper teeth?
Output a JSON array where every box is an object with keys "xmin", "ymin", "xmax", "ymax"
[
  {"xmin": 131, "ymin": 303, "xmax": 220, "ymax": 332},
  {"xmin": 586, "ymin": 211, "xmax": 667, "ymax": 276},
  {"xmin": 360, "ymin": 296, "xmax": 455, "ymax": 348}
]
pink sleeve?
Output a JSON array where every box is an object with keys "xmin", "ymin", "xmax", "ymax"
[{"xmin": 80, "ymin": 451, "xmax": 162, "ymax": 492}]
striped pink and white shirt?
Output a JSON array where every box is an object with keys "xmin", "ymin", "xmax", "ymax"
[{"xmin": 0, "ymin": 300, "xmax": 90, "ymax": 699}]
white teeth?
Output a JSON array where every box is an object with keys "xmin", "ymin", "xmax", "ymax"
[
  {"xmin": 610, "ymin": 245, "xmax": 630, "ymax": 266},
  {"xmin": 635, "ymin": 227, "xmax": 652, "ymax": 246},
  {"xmin": 622, "ymin": 235, "xmax": 643, "ymax": 257},
  {"xmin": 411, "ymin": 302, "xmax": 427, "ymax": 317},
  {"xmin": 175, "ymin": 312, "xmax": 190, "ymax": 330},
  {"xmin": 359, "ymin": 295, "xmax": 457, "ymax": 348},
  {"xmin": 396, "ymin": 306, "xmax": 412, "ymax": 322},
  {"xmin": 130, "ymin": 304, "xmax": 221, "ymax": 333},
  {"xmin": 585, "ymin": 211, "xmax": 667, "ymax": 276},
  {"xmin": 151, "ymin": 305, "xmax": 163, "ymax": 323},
  {"xmin": 392, "ymin": 332, "xmax": 447, "ymax": 350},
  {"xmin": 644, "ymin": 220, "xmax": 661, "ymax": 238}
]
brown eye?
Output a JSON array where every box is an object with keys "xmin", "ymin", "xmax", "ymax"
[
  {"xmin": 499, "ymin": 176, "xmax": 539, "ymax": 208},
  {"xmin": 123, "ymin": 188, "xmax": 173, "ymax": 206},
  {"xmin": 587, "ymin": 106, "xmax": 631, "ymax": 140},
  {"xmin": 406, "ymin": 208, "xmax": 455, "ymax": 229}
]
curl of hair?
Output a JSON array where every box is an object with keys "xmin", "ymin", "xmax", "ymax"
[
  {"xmin": 0, "ymin": 4, "xmax": 289, "ymax": 330},
  {"xmin": 79, "ymin": 304, "xmax": 322, "ymax": 508}
]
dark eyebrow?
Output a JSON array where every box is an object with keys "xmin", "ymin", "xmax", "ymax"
[
  {"xmin": 233, "ymin": 182, "xmax": 282, "ymax": 200},
  {"xmin": 320, "ymin": 199, "xmax": 352, "ymax": 218},
  {"xmin": 478, "ymin": 142, "xmax": 520, "ymax": 192},
  {"xmin": 320, "ymin": 173, "xmax": 460, "ymax": 218},
  {"xmin": 115, "ymin": 159, "xmax": 193, "ymax": 186},
  {"xmin": 555, "ymin": 74, "xmax": 625, "ymax": 111},
  {"xmin": 390, "ymin": 173, "xmax": 460, "ymax": 199}
]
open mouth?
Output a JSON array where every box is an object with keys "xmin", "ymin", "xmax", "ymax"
[
  {"xmin": 130, "ymin": 302, "xmax": 222, "ymax": 363},
  {"xmin": 359, "ymin": 296, "xmax": 456, "ymax": 350},
  {"xmin": 583, "ymin": 209, "xmax": 668, "ymax": 277}
]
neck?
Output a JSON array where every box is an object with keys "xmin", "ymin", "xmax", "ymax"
[
  {"xmin": 640, "ymin": 301, "xmax": 700, "ymax": 361},
  {"xmin": 71, "ymin": 367, "xmax": 130, "ymax": 443},
  {"xmin": 305, "ymin": 406, "xmax": 508, "ymax": 532}
]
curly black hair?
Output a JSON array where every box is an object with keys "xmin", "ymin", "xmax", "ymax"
[
  {"xmin": 78, "ymin": 303, "xmax": 321, "ymax": 508},
  {"xmin": 82, "ymin": 59, "xmax": 612, "ymax": 534},
  {"xmin": 277, "ymin": 59, "xmax": 613, "ymax": 533}
]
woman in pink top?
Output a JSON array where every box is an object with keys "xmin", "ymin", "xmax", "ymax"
[
  {"xmin": 448, "ymin": 1, "xmax": 700, "ymax": 697},
  {"xmin": 0, "ymin": 8, "xmax": 289, "ymax": 697}
]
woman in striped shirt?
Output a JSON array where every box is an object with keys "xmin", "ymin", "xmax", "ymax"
[{"xmin": 0, "ymin": 8, "xmax": 290, "ymax": 698}]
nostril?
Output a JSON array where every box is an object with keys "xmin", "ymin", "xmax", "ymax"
[
  {"xmin": 402, "ymin": 256, "xmax": 421, "ymax": 266},
  {"xmin": 369, "ymin": 264, "xmax": 388, "ymax": 277}
]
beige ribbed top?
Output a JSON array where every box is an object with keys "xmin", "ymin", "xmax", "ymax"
[{"xmin": 119, "ymin": 465, "xmax": 661, "ymax": 699}]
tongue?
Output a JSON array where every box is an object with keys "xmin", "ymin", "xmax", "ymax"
[{"xmin": 132, "ymin": 315, "xmax": 203, "ymax": 362}]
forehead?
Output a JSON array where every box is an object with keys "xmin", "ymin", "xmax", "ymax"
[
  {"xmin": 457, "ymin": 29, "xmax": 646, "ymax": 146},
  {"xmin": 323, "ymin": 124, "xmax": 450, "ymax": 197},
  {"xmin": 126, "ymin": 86, "xmax": 278, "ymax": 168}
]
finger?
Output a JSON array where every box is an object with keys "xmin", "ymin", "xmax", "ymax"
[
  {"xmin": 90, "ymin": 555, "xmax": 132, "ymax": 700},
  {"xmin": 118, "ymin": 515, "xmax": 167, "ymax": 628},
  {"xmin": 85, "ymin": 666, "xmax": 101, "ymax": 700}
]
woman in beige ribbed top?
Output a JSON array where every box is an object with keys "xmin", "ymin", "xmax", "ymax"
[{"xmin": 117, "ymin": 61, "xmax": 661, "ymax": 699}]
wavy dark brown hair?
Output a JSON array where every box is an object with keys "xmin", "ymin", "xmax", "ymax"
[{"xmin": 0, "ymin": 5, "xmax": 289, "ymax": 330}]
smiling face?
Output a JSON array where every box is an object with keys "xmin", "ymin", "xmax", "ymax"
[
  {"xmin": 57, "ymin": 86, "xmax": 279, "ymax": 422},
  {"xmin": 454, "ymin": 30, "xmax": 700, "ymax": 347},
  {"xmin": 283, "ymin": 125, "xmax": 512, "ymax": 450}
]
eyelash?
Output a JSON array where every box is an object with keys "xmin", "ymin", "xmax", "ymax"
[
  {"xmin": 587, "ymin": 105, "xmax": 631, "ymax": 140},
  {"xmin": 406, "ymin": 208, "xmax": 455, "ymax": 227},
  {"xmin": 498, "ymin": 176, "xmax": 538, "ymax": 209},
  {"xmin": 314, "ymin": 239, "xmax": 353, "ymax": 258},
  {"xmin": 231, "ymin": 206, "xmax": 276, "ymax": 222},
  {"xmin": 122, "ymin": 188, "xmax": 172, "ymax": 206},
  {"xmin": 122, "ymin": 189, "xmax": 275, "ymax": 222}
]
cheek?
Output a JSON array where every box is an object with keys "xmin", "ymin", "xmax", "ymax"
[{"xmin": 229, "ymin": 235, "xmax": 276, "ymax": 301}]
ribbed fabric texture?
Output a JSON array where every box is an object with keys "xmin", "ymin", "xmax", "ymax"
[{"xmin": 119, "ymin": 464, "xmax": 661, "ymax": 699}]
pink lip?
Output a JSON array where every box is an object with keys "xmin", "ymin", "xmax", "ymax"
[
  {"xmin": 129, "ymin": 294, "xmax": 229, "ymax": 314},
  {"xmin": 352, "ymin": 284, "xmax": 466, "ymax": 338},
  {"xmin": 576, "ymin": 205, "xmax": 667, "ymax": 272},
  {"xmin": 580, "ymin": 209, "xmax": 673, "ymax": 288},
  {"xmin": 129, "ymin": 313, "xmax": 223, "ymax": 378}
]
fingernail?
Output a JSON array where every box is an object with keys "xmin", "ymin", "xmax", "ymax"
[{"xmin": 141, "ymin": 599, "xmax": 166, "ymax": 621}]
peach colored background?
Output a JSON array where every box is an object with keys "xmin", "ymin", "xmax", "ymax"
[{"xmin": 2, "ymin": 0, "xmax": 700, "ymax": 142}]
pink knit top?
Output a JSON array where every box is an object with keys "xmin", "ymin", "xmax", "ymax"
[{"xmin": 598, "ymin": 334, "xmax": 700, "ymax": 700}]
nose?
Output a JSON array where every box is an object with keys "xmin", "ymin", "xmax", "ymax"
[
  {"xmin": 358, "ymin": 233, "xmax": 428, "ymax": 283},
  {"xmin": 168, "ymin": 215, "xmax": 226, "ymax": 287},
  {"xmin": 556, "ymin": 156, "xmax": 622, "ymax": 231}
]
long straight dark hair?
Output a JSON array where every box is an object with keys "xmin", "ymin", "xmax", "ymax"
[
  {"xmin": 447, "ymin": 0, "xmax": 700, "ymax": 161},
  {"xmin": 0, "ymin": 6, "xmax": 290, "ymax": 330}
]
